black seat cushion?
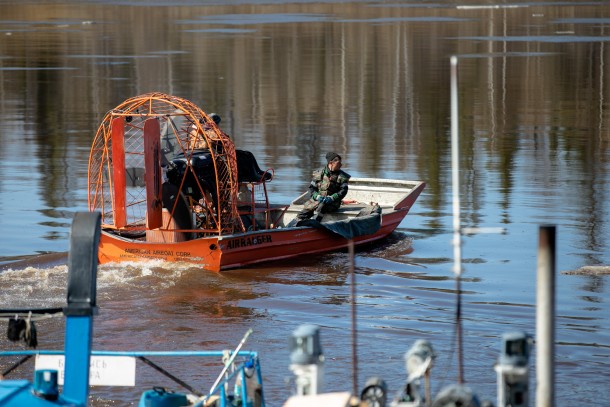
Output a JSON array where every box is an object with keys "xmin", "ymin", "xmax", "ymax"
[{"xmin": 236, "ymin": 150, "xmax": 272, "ymax": 183}]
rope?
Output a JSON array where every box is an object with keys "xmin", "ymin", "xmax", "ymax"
[
  {"xmin": 2, "ymin": 309, "xmax": 60, "ymax": 349},
  {"xmin": 23, "ymin": 312, "xmax": 38, "ymax": 348},
  {"xmin": 0, "ymin": 308, "xmax": 63, "ymax": 322}
]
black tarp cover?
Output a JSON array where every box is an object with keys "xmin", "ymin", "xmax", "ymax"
[{"xmin": 295, "ymin": 205, "xmax": 382, "ymax": 239}]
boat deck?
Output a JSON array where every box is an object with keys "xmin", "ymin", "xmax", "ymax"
[{"xmin": 281, "ymin": 178, "xmax": 421, "ymax": 225}]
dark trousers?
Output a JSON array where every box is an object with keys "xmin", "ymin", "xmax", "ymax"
[{"xmin": 296, "ymin": 202, "xmax": 336, "ymax": 221}]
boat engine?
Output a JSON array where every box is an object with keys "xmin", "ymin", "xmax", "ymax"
[{"xmin": 166, "ymin": 151, "xmax": 217, "ymax": 204}]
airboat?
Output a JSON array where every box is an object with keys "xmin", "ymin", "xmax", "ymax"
[{"xmin": 88, "ymin": 92, "xmax": 425, "ymax": 271}]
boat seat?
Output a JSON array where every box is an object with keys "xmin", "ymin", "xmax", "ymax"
[{"xmin": 236, "ymin": 150, "xmax": 273, "ymax": 183}]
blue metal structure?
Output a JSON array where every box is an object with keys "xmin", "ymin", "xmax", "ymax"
[{"xmin": 0, "ymin": 212, "xmax": 265, "ymax": 407}]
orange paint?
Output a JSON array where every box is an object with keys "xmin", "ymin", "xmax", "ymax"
[
  {"xmin": 98, "ymin": 231, "xmax": 223, "ymax": 272},
  {"xmin": 144, "ymin": 118, "xmax": 162, "ymax": 229},
  {"xmin": 111, "ymin": 117, "xmax": 127, "ymax": 228}
]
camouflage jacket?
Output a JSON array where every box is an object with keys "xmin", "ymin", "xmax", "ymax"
[{"xmin": 305, "ymin": 167, "xmax": 351, "ymax": 210}]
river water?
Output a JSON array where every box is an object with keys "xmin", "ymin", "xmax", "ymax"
[{"xmin": 0, "ymin": 1, "xmax": 609, "ymax": 406}]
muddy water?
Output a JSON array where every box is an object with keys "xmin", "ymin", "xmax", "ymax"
[{"xmin": 1, "ymin": 1, "xmax": 609, "ymax": 405}]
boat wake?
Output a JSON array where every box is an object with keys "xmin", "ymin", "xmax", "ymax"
[
  {"xmin": 369, "ymin": 231, "xmax": 415, "ymax": 257},
  {"xmin": 0, "ymin": 260, "xmax": 215, "ymax": 309},
  {"xmin": 97, "ymin": 260, "xmax": 203, "ymax": 289},
  {"xmin": 0, "ymin": 265, "xmax": 67, "ymax": 307}
]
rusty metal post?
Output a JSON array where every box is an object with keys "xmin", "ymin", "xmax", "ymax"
[
  {"xmin": 349, "ymin": 239, "xmax": 358, "ymax": 398},
  {"xmin": 536, "ymin": 225, "xmax": 555, "ymax": 407}
]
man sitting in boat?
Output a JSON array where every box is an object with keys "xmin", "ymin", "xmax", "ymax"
[
  {"xmin": 297, "ymin": 152, "xmax": 351, "ymax": 222},
  {"xmin": 188, "ymin": 123, "xmax": 208, "ymax": 150},
  {"xmin": 187, "ymin": 113, "xmax": 224, "ymax": 150}
]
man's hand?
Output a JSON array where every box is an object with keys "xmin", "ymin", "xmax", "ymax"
[{"xmin": 322, "ymin": 196, "xmax": 334, "ymax": 204}]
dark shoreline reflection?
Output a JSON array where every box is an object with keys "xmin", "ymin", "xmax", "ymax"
[{"xmin": 0, "ymin": 1, "xmax": 609, "ymax": 406}]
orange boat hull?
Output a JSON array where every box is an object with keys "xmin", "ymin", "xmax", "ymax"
[
  {"xmin": 99, "ymin": 233, "xmax": 224, "ymax": 271},
  {"xmin": 98, "ymin": 208, "xmax": 409, "ymax": 272}
]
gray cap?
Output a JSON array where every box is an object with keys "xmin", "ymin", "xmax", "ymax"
[{"xmin": 326, "ymin": 152, "xmax": 340, "ymax": 163}]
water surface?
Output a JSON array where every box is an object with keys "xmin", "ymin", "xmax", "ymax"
[{"xmin": 1, "ymin": 1, "xmax": 609, "ymax": 405}]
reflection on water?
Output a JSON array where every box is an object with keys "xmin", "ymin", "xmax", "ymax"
[{"xmin": 1, "ymin": 1, "xmax": 610, "ymax": 405}]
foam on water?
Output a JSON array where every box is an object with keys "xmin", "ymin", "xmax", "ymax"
[
  {"xmin": 98, "ymin": 261, "xmax": 206, "ymax": 290},
  {"xmin": 0, "ymin": 266, "xmax": 68, "ymax": 307},
  {"xmin": 0, "ymin": 260, "xmax": 208, "ymax": 309}
]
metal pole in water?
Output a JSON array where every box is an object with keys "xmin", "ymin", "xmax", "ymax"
[
  {"xmin": 450, "ymin": 56, "xmax": 461, "ymax": 278},
  {"xmin": 349, "ymin": 239, "xmax": 358, "ymax": 398},
  {"xmin": 536, "ymin": 226, "xmax": 555, "ymax": 407},
  {"xmin": 450, "ymin": 55, "xmax": 464, "ymax": 384}
]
